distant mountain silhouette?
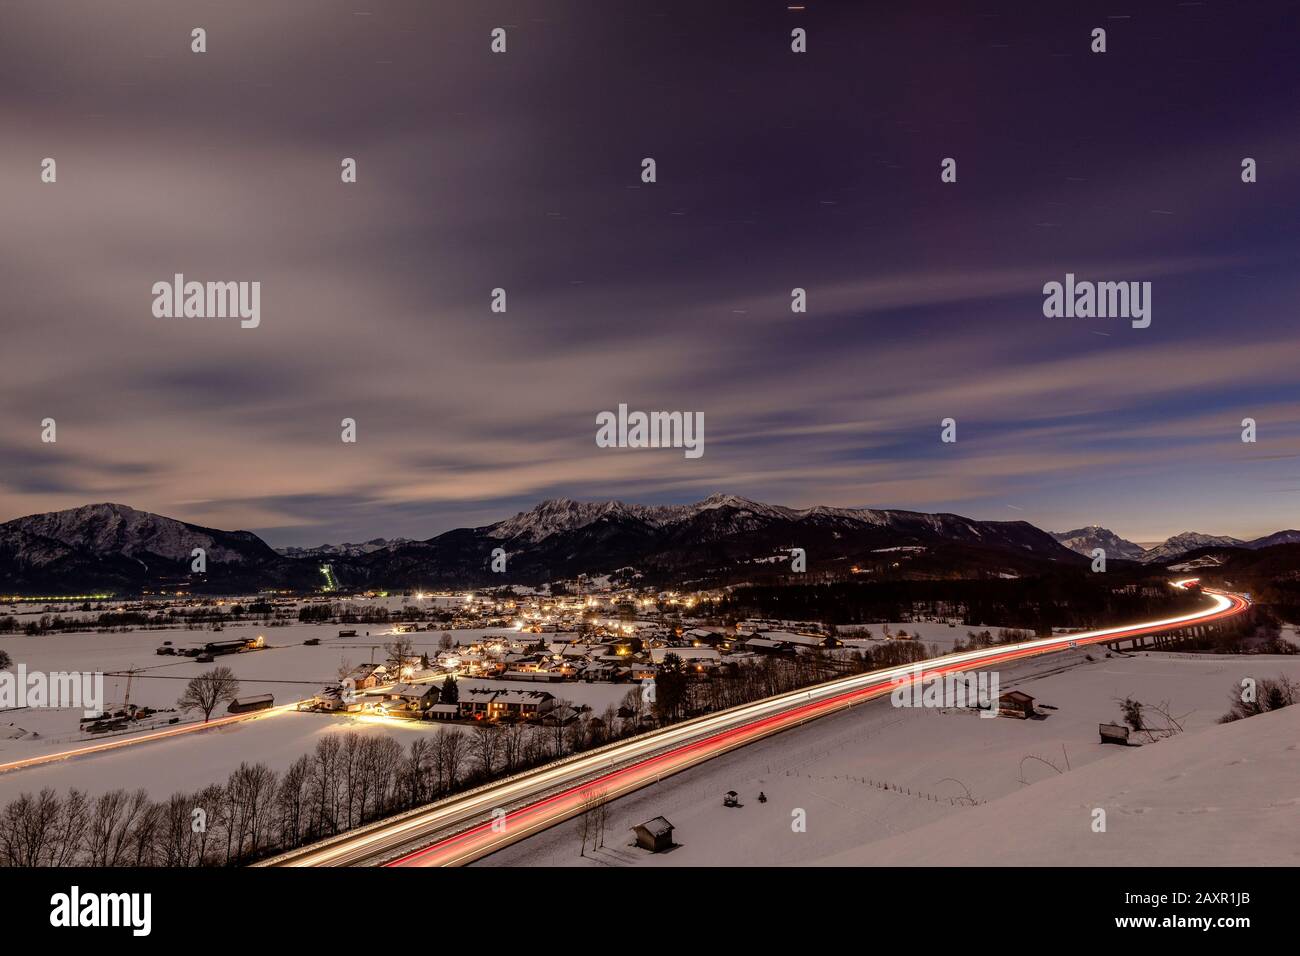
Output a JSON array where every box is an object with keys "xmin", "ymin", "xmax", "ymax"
[{"xmin": 3, "ymin": 496, "xmax": 1295, "ymax": 595}]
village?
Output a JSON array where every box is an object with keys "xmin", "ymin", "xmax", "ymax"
[{"xmin": 297, "ymin": 584, "xmax": 907, "ymax": 726}]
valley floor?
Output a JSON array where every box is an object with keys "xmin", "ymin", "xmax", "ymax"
[
  {"xmin": 0, "ymin": 622, "xmax": 628, "ymax": 801},
  {"xmin": 477, "ymin": 650, "xmax": 1300, "ymax": 867}
]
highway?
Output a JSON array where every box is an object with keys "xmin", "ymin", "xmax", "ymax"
[{"xmin": 263, "ymin": 580, "xmax": 1248, "ymax": 868}]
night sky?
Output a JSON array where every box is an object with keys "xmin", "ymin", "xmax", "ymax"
[{"xmin": 3, "ymin": 1, "xmax": 1299, "ymax": 546}]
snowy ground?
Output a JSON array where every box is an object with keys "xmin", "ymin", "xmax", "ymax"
[
  {"xmin": 0, "ymin": 622, "xmax": 541, "ymax": 725},
  {"xmin": 0, "ymin": 709, "xmax": 456, "ymax": 801},
  {"xmin": 839, "ymin": 620, "xmax": 1030, "ymax": 653},
  {"xmin": 0, "ymin": 621, "xmax": 629, "ymax": 801},
  {"xmin": 835, "ymin": 703, "xmax": 1300, "ymax": 866},
  {"xmin": 478, "ymin": 650, "xmax": 1300, "ymax": 867}
]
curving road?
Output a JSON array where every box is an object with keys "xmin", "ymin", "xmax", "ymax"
[{"xmin": 262, "ymin": 580, "xmax": 1248, "ymax": 868}]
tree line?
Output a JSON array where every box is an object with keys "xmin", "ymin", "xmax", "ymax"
[{"xmin": 718, "ymin": 575, "xmax": 1203, "ymax": 632}]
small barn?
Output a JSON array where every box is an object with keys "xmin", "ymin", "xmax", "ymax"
[
  {"xmin": 631, "ymin": 816, "xmax": 675, "ymax": 853},
  {"xmin": 1098, "ymin": 722, "xmax": 1131, "ymax": 745},
  {"xmin": 998, "ymin": 690, "xmax": 1036, "ymax": 719},
  {"xmin": 227, "ymin": 694, "xmax": 274, "ymax": 714}
]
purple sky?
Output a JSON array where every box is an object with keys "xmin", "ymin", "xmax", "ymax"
[{"xmin": 3, "ymin": 1, "xmax": 1299, "ymax": 546}]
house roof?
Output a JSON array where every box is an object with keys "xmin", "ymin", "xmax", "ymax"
[
  {"xmin": 683, "ymin": 628, "xmax": 722, "ymax": 638},
  {"xmin": 634, "ymin": 816, "xmax": 674, "ymax": 837},
  {"xmin": 493, "ymin": 690, "xmax": 554, "ymax": 706},
  {"xmin": 758, "ymin": 630, "xmax": 827, "ymax": 646},
  {"xmin": 650, "ymin": 646, "xmax": 720, "ymax": 663}
]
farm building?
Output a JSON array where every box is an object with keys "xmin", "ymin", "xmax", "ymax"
[
  {"xmin": 998, "ymin": 690, "xmax": 1037, "ymax": 719},
  {"xmin": 227, "ymin": 694, "xmax": 274, "ymax": 714},
  {"xmin": 632, "ymin": 816, "xmax": 675, "ymax": 853}
]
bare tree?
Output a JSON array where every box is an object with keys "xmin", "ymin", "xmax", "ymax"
[
  {"xmin": 385, "ymin": 634, "xmax": 416, "ymax": 673},
  {"xmin": 85, "ymin": 789, "xmax": 151, "ymax": 867},
  {"xmin": 0, "ymin": 788, "xmax": 60, "ymax": 866},
  {"xmin": 192, "ymin": 783, "xmax": 223, "ymax": 864},
  {"xmin": 228, "ymin": 762, "xmax": 277, "ymax": 859},
  {"xmin": 50, "ymin": 789, "xmax": 88, "ymax": 866},
  {"xmin": 177, "ymin": 666, "xmax": 241, "ymax": 722},
  {"xmin": 159, "ymin": 792, "xmax": 201, "ymax": 867},
  {"xmin": 275, "ymin": 755, "xmax": 312, "ymax": 848},
  {"xmin": 471, "ymin": 722, "xmax": 503, "ymax": 777},
  {"xmin": 336, "ymin": 657, "xmax": 355, "ymax": 682},
  {"xmin": 361, "ymin": 736, "xmax": 403, "ymax": 822},
  {"xmin": 578, "ymin": 786, "xmax": 595, "ymax": 856},
  {"xmin": 1116, "ymin": 696, "xmax": 1189, "ymax": 742},
  {"xmin": 341, "ymin": 731, "xmax": 365, "ymax": 829},
  {"xmin": 578, "ymin": 785, "xmax": 609, "ymax": 856},
  {"xmin": 125, "ymin": 799, "xmax": 163, "ymax": 866},
  {"xmin": 437, "ymin": 727, "xmax": 466, "ymax": 792},
  {"xmin": 594, "ymin": 787, "xmax": 611, "ymax": 849},
  {"xmin": 404, "ymin": 737, "xmax": 434, "ymax": 807},
  {"xmin": 620, "ymin": 687, "xmax": 644, "ymax": 728},
  {"xmin": 525, "ymin": 725, "xmax": 550, "ymax": 765},
  {"xmin": 501, "ymin": 721, "xmax": 528, "ymax": 772},
  {"xmin": 308, "ymin": 735, "xmax": 344, "ymax": 835}
]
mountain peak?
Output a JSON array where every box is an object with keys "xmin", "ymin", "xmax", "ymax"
[
  {"xmin": 487, "ymin": 497, "xmax": 644, "ymax": 542},
  {"xmin": 0, "ymin": 502, "xmax": 286, "ymax": 591},
  {"xmin": 1051, "ymin": 526, "xmax": 1146, "ymax": 561},
  {"xmin": 1138, "ymin": 531, "xmax": 1244, "ymax": 564}
]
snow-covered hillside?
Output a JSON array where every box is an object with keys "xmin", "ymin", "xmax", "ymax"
[
  {"xmin": 478, "ymin": 651, "xmax": 1300, "ymax": 867},
  {"xmin": 1139, "ymin": 531, "xmax": 1245, "ymax": 564},
  {"xmin": 841, "ymin": 702, "xmax": 1299, "ymax": 866}
]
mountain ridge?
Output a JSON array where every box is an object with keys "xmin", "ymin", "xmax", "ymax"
[{"xmin": 2, "ymin": 498, "xmax": 1296, "ymax": 594}]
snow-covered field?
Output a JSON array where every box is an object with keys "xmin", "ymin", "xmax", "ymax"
[
  {"xmin": 477, "ymin": 650, "xmax": 1300, "ymax": 867},
  {"xmin": 838, "ymin": 620, "xmax": 1023, "ymax": 652},
  {"xmin": 0, "ymin": 621, "xmax": 630, "ymax": 801},
  {"xmin": 0, "ymin": 709, "xmax": 445, "ymax": 802},
  {"xmin": 0, "ymin": 622, "xmax": 521, "ymax": 721},
  {"xmin": 835, "ymin": 703, "xmax": 1300, "ymax": 866}
]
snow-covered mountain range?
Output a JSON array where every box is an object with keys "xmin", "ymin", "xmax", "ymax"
[
  {"xmin": 1051, "ymin": 525, "xmax": 1300, "ymax": 564},
  {"xmin": 2, "ymin": 497, "xmax": 1297, "ymax": 593},
  {"xmin": 275, "ymin": 538, "xmax": 412, "ymax": 559}
]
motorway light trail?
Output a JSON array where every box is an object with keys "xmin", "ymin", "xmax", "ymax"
[
  {"xmin": 0, "ymin": 702, "xmax": 301, "ymax": 775},
  {"xmin": 266, "ymin": 581, "xmax": 1246, "ymax": 868}
]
